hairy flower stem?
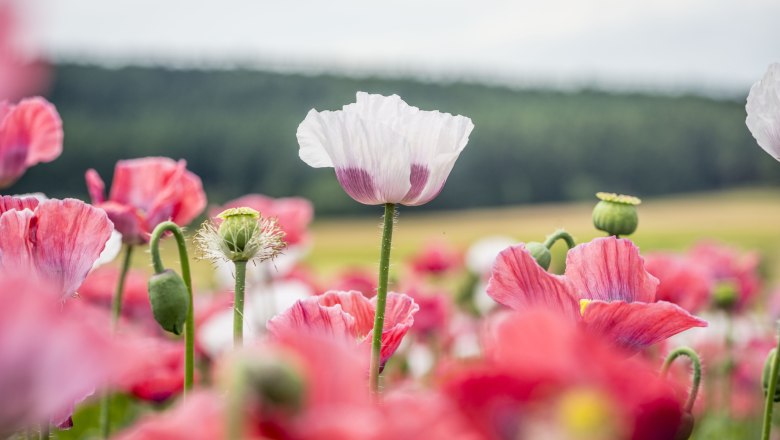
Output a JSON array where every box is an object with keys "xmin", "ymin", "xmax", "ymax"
[
  {"xmin": 542, "ymin": 229, "xmax": 576, "ymax": 250},
  {"xmin": 369, "ymin": 203, "xmax": 396, "ymax": 394},
  {"xmin": 233, "ymin": 260, "xmax": 247, "ymax": 346},
  {"xmin": 99, "ymin": 244, "xmax": 134, "ymax": 438},
  {"xmin": 661, "ymin": 347, "xmax": 702, "ymax": 413},
  {"xmin": 761, "ymin": 323, "xmax": 780, "ymax": 440},
  {"xmin": 150, "ymin": 221, "xmax": 195, "ymax": 394},
  {"xmin": 227, "ymin": 361, "xmax": 248, "ymax": 440}
]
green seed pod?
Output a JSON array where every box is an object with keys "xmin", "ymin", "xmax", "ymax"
[
  {"xmin": 762, "ymin": 349, "xmax": 780, "ymax": 402},
  {"xmin": 712, "ymin": 281, "xmax": 738, "ymax": 311},
  {"xmin": 148, "ymin": 269, "xmax": 189, "ymax": 335},
  {"xmin": 674, "ymin": 412, "xmax": 695, "ymax": 440},
  {"xmin": 592, "ymin": 192, "xmax": 641, "ymax": 236},
  {"xmin": 217, "ymin": 207, "xmax": 260, "ymax": 253},
  {"xmin": 526, "ymin": 241, "xmax": 552, "ymax": 270},
  {"xmin": 246, "ymin": 358, "xmax": 305, "ymax": 413}
]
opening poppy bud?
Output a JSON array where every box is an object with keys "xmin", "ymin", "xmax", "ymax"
[
  {"xmin": 148, "ymin": 269, "xmax": 189, "ymax": 335},
  {"xmin": 526, "ymin": 241, "xmax": 552, "ymax": 270},
  {"xmin": 217, "ymin": 207, "xmax": 261, "ymax": 253},
  {"xmin": 592, "ymin": 192, "xmax": 641, "ymax": 236},
  {"xmin": 245, "ymin": 357, "xmax": 305, "ymax": 414},
  {"xmin": 674, "ymin": 412, "xmax": 695, "ymax": 440},
  {"xmin": 712, "ymin": 281, "xmax": 738, "ymax": 310},
  {"xmin": 762, "ymin": 349, "xmax": 780, "ymax": 402}
]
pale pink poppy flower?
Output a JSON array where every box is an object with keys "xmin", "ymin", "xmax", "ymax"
[
  {"xmin": 487, "ymin": 237, "xmax": 707, "ymax": 353},
  {"xmin": 0, "ymin": 3, "xmax": 50, "ymax": 102},
  {"xmin": 746, "ymin": 63, "xmax": 780, "ymax": 161},
  {"xmin": 0, "ymin": 196, "xmax": 113, "ymax": 299},
  {"xmin": 297, "ymin": 92, "xmax": 474, "ymax": 206},
  {"xmin": 645, "ymin": 252, "xmax": 713, "ymax": 314},
  {"xmin": 0, "ymin": 97, "xmax": 62, "ymax": 187},
  {"xmin": 267, "ymin": 290, "xmax": 418, "ymax": 368},
  {"xmin": 86, "ymin": 157, "xmax": 206, "ymax": 244}
]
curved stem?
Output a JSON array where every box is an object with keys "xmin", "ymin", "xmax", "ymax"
[
  {"xmin": 542, "ymin": 229, "xmax": 576, "ymax": 250},
  {"xmin": 369, "ymin": 203, "xmax": 396, "ymax": 394},
  {"xmin": 233, "ymin": 260, "xmax": 247, "ymax": 346},
  {"xmin": 150, "ymin": 222, "xmax": 195, "ymax": 394},
  {"xmin": 100, "ymin": 244, "xmax": 133, "ymax": 438},
  {"xmin": 661, "ymin": 346, "xmax": 702, "ymax": 413},
  {"xmin": 762, "ymin": 324, "xmax": 780, "ymax": 440}
]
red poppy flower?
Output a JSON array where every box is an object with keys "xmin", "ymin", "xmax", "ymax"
[
  {"xmin": 487, "ymin": 236, "xmax": 707, "ymax": 353},
  {"xmin": 0, "ymin": 97, "xmax": 62, "ymax": 187},
  {"xmin": 267, "ymin": 290, "xmax": 418, "ymax": 368},
  {"xmin": 645, "ymin": 252, "xmax": 713, "ymax": 313},
  {"xmin": 409, "ymin": 241, "xmax": 463, "ymax": 276},
  {"xmin": 86, "ymin": 157, "xmax": 206, "ymax": 244},
  {"xmin": 0, "ymin": 196, "xmax": 113, "ymax": 299},
  {"xmin": 78, "ymin": 266, "xmax": 157, "ymax": 331}
]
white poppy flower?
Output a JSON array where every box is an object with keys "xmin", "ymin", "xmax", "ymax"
[
  {"xmin": 746, "ymin": 63, "xmax": 780, "ymax": 161},
  {"xmin": 296, "ymin": 92, "xmax": 474, "ymax": 206}
]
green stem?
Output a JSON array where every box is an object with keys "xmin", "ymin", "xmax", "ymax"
[
  {"xmin": 542, "ymin": 229, "xmax": 576, "ymax": 249},
  {"xmin": 661, "ymin": 346, "xmax": 702, "ymax": 413},
  {"xmin": 150, "ymin": 222, "xmax": 195, "ymax": 394},
  {"xmin": 39, "ymin": 424, "xmax": 49, "ymax": 440},
  {"xmin": 226, "ymin": 361, "xmax": 247, "ymax": 440},
  {"xmin": 100, "ymin": 244, "xmax": 133, "ymax": 438},
  {"xmin": 369, "ymin": 203, "xmax": 396, "ymax": 394},
  {"xmin": 233, "ymin": 260, "xmax": 247, "ymax": 346},
  {"xmin": 724, "ymin": 314, "xmax": 735, "ymax": 419},
  {"xmin": 761, "ymin": 323, "xmax": 780, "ymax": 440}
]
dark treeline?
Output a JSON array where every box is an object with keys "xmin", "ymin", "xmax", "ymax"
[{"xmin": 12, "ymin": 64, "xmax": 780, "ymax": 216}]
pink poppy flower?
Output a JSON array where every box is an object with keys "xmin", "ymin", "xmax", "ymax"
[
  {"xmin": 267, "ymin": 290, "xmax": 418, "ymax": 368},
  {"xmin": 212, "ymin": 194, "xmax": 313, "ymax": 246},
  {"xmin": 78, "ymin": 266, "xmax": 157, "ymax": 331},
  {"xmin": 409, "ymin": 241, "xmax": 463, "ymax": 276},
  {"xmin": 487, "ymin": 236, "xmax": 707, "ymax": 353},
  {"xmin": 330, "ymin": 268, "xmax": 377, "ymax": 298},
  {"xmin": 0, "ymin": 97, "xmax": 62, "ymax": 187},
  {"xmin": 86, "ymin": 157, "xmax": 206, "ymax": 244},
  {"xmin": 0, "ymin": 196, "xmax": 113, "ymax": 299},
  {"xmin": 689, "ymin": 241, "xmax": 761, "ymax": 310},
  {"xmin": 121, "ymin": 337, "xmax": 188, "ymax": 403},
  {"xmin": 114, "ymin": 391, "xmax": 225, "ymax": 440},
  {"xmin": 297, "ymin": 92, "xmax": 474, "ymax": 206},
  {"xmin": 645, "ymin": 252, "xmax": 713, "ymax": 314},
  {"xmin": 0, "ymin": 4, "xmax": 49, "ymax": 102}
]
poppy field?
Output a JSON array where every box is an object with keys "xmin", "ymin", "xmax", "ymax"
[{"xmin": 5, "ymin": 1, "xmax": 780, "ymax": 438}]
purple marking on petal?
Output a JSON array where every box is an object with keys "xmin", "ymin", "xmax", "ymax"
[
  {"xmin": 335, "ymin": 167, "xmax": 378, "ymax": 205},
  {"xmin": 402, "ymin": 163, "xmax": 430, "ymax": 203}
]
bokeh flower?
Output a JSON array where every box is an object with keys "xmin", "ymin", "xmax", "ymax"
[
  {"xmin": 0, "ymin": 97, "xmax": 62, "ymax": 187},
  {"xmin": 746, "ymin": 63, "xmax": 780, "ymax": 161},
  {"xmin": 297, "ymin": 92, "xmax": 474, "ymax": 205},
  {"xmin": 487, "ymin": 236, "xmax": 707, "ymax": 353},
  {"xmin": 645, "ymin": 252, "xmax": 713, "ymax": 314},
  {"xmin": 86, "ymin": 157, "xmax": 206, "ymax": 244}
]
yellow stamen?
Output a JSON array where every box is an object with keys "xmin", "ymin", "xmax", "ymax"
[{"xmin": 579, "ymin": 299, "xmax": 591, "ymax": 316}]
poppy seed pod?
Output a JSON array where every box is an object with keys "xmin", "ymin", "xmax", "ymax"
[
  {"xmin": 762, "ymin": 348, "xmax": 780, "ymax": 402},
  {"xmin": 712, "ymin": 281, "xmax": 738, "ymax": 311},
  {"xmin": 148, "ymin": 269, "xmax": 189, "ymax": 335},
  {"xmin": 592, "ymin": 192, "xmax": 641, "ymax": 236},
  {"xmin": 245, "ymin": 357, "xmax": 305, "ymax": 414},
  {"xmin": 525, "ymin": 242, "xmax": 552, "ymax": 270},
  {"xmin": 217, "ymin": 207, "xmax": 260, "ymax": 253}
]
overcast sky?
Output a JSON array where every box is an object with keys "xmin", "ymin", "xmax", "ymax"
[{"xmin": 19, "ymin": 0, "xmax": 780, "ymax": 94}]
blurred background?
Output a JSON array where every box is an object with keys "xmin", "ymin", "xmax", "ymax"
[{"xmin": 4, "ymin": 0, "xmax": 780, "ymax": 215}]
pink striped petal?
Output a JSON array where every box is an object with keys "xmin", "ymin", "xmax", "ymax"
[
  {"xmin": 267, "ymin": 297, "xmax": 357, "ymax": 341},
  {"xmin": 0, "ymin": 194, "xmax": 38, "ymax": 213},
  {"xmin": 565, "ymin": 237, "xmax": 658, "ymax": 303},
  {"xmin": 319, "ymin": 290, "xmax": 375, "ymax": 333},
  {"xmin": 0, "ymin": 208, "xmax": 35, "ymax": 276},
  {"xmin": 85, "ymin": 168, "xmax": 106, "ymax": 204},
  {"xmin": 486, "ymin": 244, "xmax": 580, "ymax": 319},
  {"xmin": 0, "ymin": 98, "xmax": 62, "ymax": 186},
  {"xmin": 370, "ymin": 292, "xmax": 419, "ymax": 366},
  {"xmin": 581, "ymin": 300, "xmax": 707, "ymax": 353}
]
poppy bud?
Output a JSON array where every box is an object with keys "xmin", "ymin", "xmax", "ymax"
[
  {"xmin": 246, "ymin": 357, "xmax": 305, "ymax": 413},
  {"xmin": 712, "ymin": 281, "xmax": 738, "ymax": 310},
  {"xmin": 526, "ymin": 241, "xmax": 552, "ymax": 270},
  {"xmin": 148, "ymin": 269, "xmax": 189, "ymax": 335},
  {"xmin": 218, "ymin": 207, "xmax": 261, "ymax": 253},
  {"xmin": 763, "ymin": 348, "xmax": 780, "ymax": 402},
  {"xmin": 674, "ymin": 412, "xmax": 695, "ymax": 440},
  {"xmin": 592, "ymin": 192, "xmax": 641, "ymax": 236}
]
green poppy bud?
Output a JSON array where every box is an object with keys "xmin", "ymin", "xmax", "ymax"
[
  {"xmin": 148, "ymin": 269, "xmax": 189, "ymax": 335},
  {"xmin": 218, "ymin": 207, "xmax": 261, "ymax": 253},
  {"xmin": 674, "ymin": 412, "xmax": 695, "ymax": 440},
  {"xmin": 246, "ymin": 357, "xmax": 305, "ymax": 413},
  {"xmin": 712, "ymin": 280, "xmax": 739, "ymax": 310},
  {"xmin": 526, "ymin": 241, "xmax": 552, "ymax": 270},
  {"xmin": 592, "ymin": 192, "xmax": 641, "ymax": 236},
  {"xmin": 762, "ymin": 348, "xmax": 780, "ymax": 402}
]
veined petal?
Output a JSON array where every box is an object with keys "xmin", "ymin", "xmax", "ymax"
[
  {"xmin": 746, "ymin": 63, "xmax": 780, "ymax": 161},
  {"xmin": 370, "ymin": 292, "xmax": 419, "ymax": 366},
  {"xmin": 319, "ymin": 290, "xmax": 375, "ymax": 334},
  {"xmin": 267, "ymin": 297, "xmax": 358, "ymax": 341},
  {"xmin": 486, "ymin": 244, "xmax": 580, "ymax": 319},
  {"xmin": 581, "ymin": 300, "xmax": 707, "ymax": 353},
  {"xmin": 0, "ymin": 98, "xmax": 62, "ymax": 186},
  {"xmin": 85, "ymin": 169, "xmax": 106, "ymax": 204},
  {"xmin": 0, "ymin": 194, "xmax": 39, "ymax": 213},
  {"xmin": 0, "ymin": 208, "xmax": 35, "ymax": 277},
  {"xmin": 565, "ymin": 237, "xmax": 658, "ymax": 303}
]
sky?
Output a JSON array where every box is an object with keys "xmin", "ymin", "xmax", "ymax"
[{"xmin": 17, "ymin": 0, "xmax": 780, "ymax": 95}]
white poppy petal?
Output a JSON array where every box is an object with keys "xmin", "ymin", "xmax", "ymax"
[{"xmin": 746, "ymin": 63, "xmax": 780, "ymax": 161}]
